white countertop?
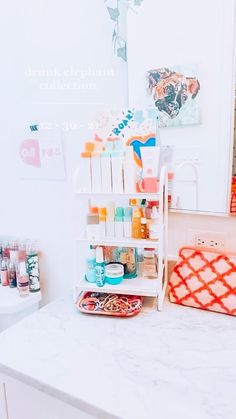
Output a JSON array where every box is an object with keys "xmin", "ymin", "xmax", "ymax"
[
  {"xmin": 0, "ymin": 287, "xmax": 41, "ymax": 314},
  {"xmin": 0, "ymin": 295, "xmax": 235, "ymax": 419}
]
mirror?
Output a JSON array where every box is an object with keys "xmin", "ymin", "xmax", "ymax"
[
  {"xmin": 230, "ymin": 83, "xmax": 236, "ymax": 214},
  {"xmin": 126, "ymin": 0, "xmax": 236, "ymax": 214}
]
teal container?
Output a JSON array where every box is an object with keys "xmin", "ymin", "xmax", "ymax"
[{"xmin": 105, "ymin": 263, "xmax": 124, "ymax": 285}]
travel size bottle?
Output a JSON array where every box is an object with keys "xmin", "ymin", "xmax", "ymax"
[
  {"xmin": 17, "ymin": 261, "xmax": 30, "ymax": 297},
  {"xmin": 115, "ymin": 207, "xmax": 124, "ymax": 238},
  {"xmin": 124, "ymin": 207, "xmax": 132, "ymax": 238},
  {"xmin": 95, "ymin": 247, "xmax": 105, "ymax": 287},
  {"xmin": 26, "ymin": 242, "xmax": 40, "ymax": 292},
  {"xmin": 99, "ymin": 208, "xmax": 107, "ymax": 238},
  {"xmin": 8, "ymin": 261, "xmax": 17, "ymax": 288},
  {"xmin": 149, "ymin": 207, "xmax": 159, "ymax": 240},
  {"xmin": 132, "ymin": 207, "xmax": 143, "ymax": 239},
  {"xmin": 1, "ymin": 259, "xmax": 9, "ymax": 286},
  {"xmin": 140, "ymin": 217, "xmax": 148, "ymax": 239},
  {"xmin": 85, "ymin": 246, "xmax": 96, "ymax": 283}
]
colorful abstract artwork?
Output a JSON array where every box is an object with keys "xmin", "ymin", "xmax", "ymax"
[{"xmin": 147, "ymin": 65, "xmax": 201, "ymax": 127}]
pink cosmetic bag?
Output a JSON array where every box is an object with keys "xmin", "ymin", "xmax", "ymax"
[{"xmin": 168, "ymin": 247, "xmax": 236, "ymax": 316}]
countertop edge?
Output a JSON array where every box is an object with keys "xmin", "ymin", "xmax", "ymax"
[{"xmin": 0, "ymin": 363, "xmax": 120, "ymax": 419}]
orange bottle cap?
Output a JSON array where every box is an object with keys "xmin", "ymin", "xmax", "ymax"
[
  {"xmin": 80, "ymin": 152, "xmax": 91, "ymax": 158},
  {"xmin": 90, "ymin": 207, "xmax": 99, "ymax": 214},
  {"xmin": 130, "ymin": 199, "xmax": 138, "ymax": 206},
  {"xmin": 99, "ymin": 207, "xmax": 107, "ymax": 216},
  {"xmin": 85, "ymin": 142, "xmax": 95, "ymax": 153}
]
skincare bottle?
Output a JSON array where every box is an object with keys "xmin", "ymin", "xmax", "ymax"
[
  {"xmin": 1, "ymin": 259, "xmax": 9, "ymax": 286},
  {"xmin": 106, "ymin": 202, "xmax": 115, "ymax": 238},
  {"xmin": 91, "ymin": 152, "xmax": 102, "ymax": 192},
  {"xmin": 132, "ymin": 208, "xmax": 143, "ymax": 239},
  {"xmin": 2, "ymin": 241, "xmax": 10, "ymax": 259},
  {"xmin": 17, "ymin": 261, "xmax": 30, "ymax": 297},
  {"xmin": 95, "ymin": 246, "xmax": 105, "ymax": 287},
  {"xmin": 99, "ymin": 207, "xmax": 107, "ymax": 238},
  {"xmin": 124, "ymin": 207, "xmax": 132, "ymax": 238},
  {"xmin": 18, "ymin": 241, "xmax": 27, "ymax": 262},
  {"xmin": 140, "ymin": 146, "xmax": 160, "ymax": 192},
  {"xmin": 10, "ymin": 239, "xmax": 18, "ymax": 264},
  {"xmin": 140, "ymin": 217, "xmax": 148, "ymax": 239},
  {"xmin": 115, "ymin": 207, "xmax": 124, "ymax": 238},
  {"xmin": 86, "ymin": 208, "xmax": 100, "ymax": 240},
  {"xmin": 80, "ymin": 152, "xmax": 92, "ymax": 192},
  {"xmin": 85, "ymin": 246, "xmax": 96, "ymax": 283},
  {"xmin": 123, "ymin": 146, "xmax": 136, "ymax": 193},
  {"xmin": 111, "ymin": 151, "xmax": 124, "ymax": 193},
  {"xmin": 101, "ymin": 151, "xmax": 112, "ymax": 193},
  {"xmin": 149, "ymin": 206, "xmax": 159, "ymax": 240},
  {"xmin": 8, "ymin": 261, "xmax": 17, "ymax": 288},
  {"xmin": 137, "ymin": 249, "xmax": 144, "ymax": 276},
  {"xmin": 26, "ymin": 241, "xmax": 40, "ymax": 292},
  {"xmin": 142, "ymin": 248, "xmax": 158, "ymax": 279}
]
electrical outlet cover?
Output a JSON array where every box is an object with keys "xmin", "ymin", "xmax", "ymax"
[{"xmin": 187, "ymin": 229, "xmax": 227, "ymax": 251}]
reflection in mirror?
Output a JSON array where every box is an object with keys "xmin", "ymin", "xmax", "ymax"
[
  {"xmin": 127, "ymin": 0, "xmax": 235, "ymax": 214},
  {"xmin": 230, "ymin": 85, "xmax": 236, "ymax": 214}
]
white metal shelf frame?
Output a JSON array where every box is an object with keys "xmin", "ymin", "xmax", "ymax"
[{"xmin": 73, "ymin": 166, "xmax": 168, "ymax": 311}]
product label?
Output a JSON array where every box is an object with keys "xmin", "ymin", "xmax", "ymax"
[
  {"xmin": 18, "ymin": 280, "xmax": 29, "ymax": 287},
  {"xmin": 27, "ymin": 254, "xmax": 40, "ymax": 291},
  {"xmin": 149, "ymin": 225, "xmax": 158, "ymax": 240}
]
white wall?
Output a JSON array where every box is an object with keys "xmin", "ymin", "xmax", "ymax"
[{"xmin": 0, "ymin": 0, "xmax": 127, "ymax": 303}]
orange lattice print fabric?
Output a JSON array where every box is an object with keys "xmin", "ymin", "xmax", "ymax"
[
  {"xmin": 230, "ymin": 176, "xmax": 236, "ymax": 214},
  {"xmin": 169, "ymin": 247, "xmax": 236, "ymax": 316}
]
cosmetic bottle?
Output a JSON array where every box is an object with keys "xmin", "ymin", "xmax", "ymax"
[
  {"xmin": 115, "ymin": 207, "xmax": 124, "ymax": 238},
  {"xmin": 146, "ymin": 202, "xmax": 157, "ymax": 238},
  {"xmin": 8, "ymin": 261, "xmax": 17, "ymax": 288},
  {"xmin": 111, "ymin": 151, "xmax": 124, "ymax": 193},
  {"xmin": 91, "ymin": 152, "xmax": 102, "ymax": 192},
  {"xmin": 140, "ymin": 217, "xmax": 148, "ymax": 239},
  {"xmin": 17, "ymin": 261, "xmax": 30, "ymax": 297},
  {"xmin": 80, "ymin": 152, "xmax": 92, "ymax": 192},
  {"xmin": 149, "ymin": 206, "xmax": 159, "ymax": 240},
  {"xmin": 101, "ymin": 151, "xmax": 112, "ymax": 193},
  {"xmin": 95, "ymin": 246, "xmax": 105, "ymax": 287},
  {"xmin": 26, "ymin": 241, "xmax": 40, "ymax": 292},
  {"xmin": 140, "ymin": 146, "xmax": 160, "ymax": 192},
  {"xmin": 2, "ymin": 241, "xmax": 10, "ymax": 259},
  {"xmin": 18, "ymin": 241, "xmax": 27, "ymax": 262},
  {"xmin": 142, "ymin": 248, "xmax": 158, "ymax": 279},
  {"xmin": 137, "ymin": 249, "xmax": 144, "ymax": 276},
  {"xmin": 106, "ymin": 202, "xmax": 115, "ymax": 238},
  {"xmin": 124, "ymin": 207, "xmax": 132, "ymax": 238},
  {"xmin": 86, "ymin": 207, "xmax": 100, "ymax": 240},
  {"xmin": 10, "ymin": 239, "xmax": 18, "ymax": 264},
  {"xmin": 1, "ymin": 259, "xmax": 9, "ymax": 286},
  {"xmin": 132, "ymin": 207, "xmax": 143, "ymax": 239},
  {"xmin": 123, "ymin": 146, "xmax": 136, "ymax": 193},
  {"xmin": 85, "ymin": 246, "xmax": 96, "ymax": 283},
  {"xmin": 99, "ymin": 207, "xmax": 107, "ymax": 238}
]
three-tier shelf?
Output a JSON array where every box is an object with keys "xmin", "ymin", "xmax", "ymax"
[{"xmin": 73, "ymin": 166, "xmax": 168, "ymax": 311}]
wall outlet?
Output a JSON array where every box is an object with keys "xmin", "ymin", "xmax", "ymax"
[{"xmin": 187, "ymin": 229, "xmax": 227, "ymax": 251}]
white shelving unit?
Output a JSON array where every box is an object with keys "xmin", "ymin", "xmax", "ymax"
[{"xmin": 73, "ymin": 166, "xmax": 168, "ymax": 311}]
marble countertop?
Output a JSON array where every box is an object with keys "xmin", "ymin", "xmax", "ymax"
[{"xmin": 0, "ymin": 295, "xmax": 235, "ymax": 419}]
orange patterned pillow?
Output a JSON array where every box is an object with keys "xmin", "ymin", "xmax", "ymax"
[{"xmin": 169, "ymin": 247, "xmax": 236, "ymax": 316}]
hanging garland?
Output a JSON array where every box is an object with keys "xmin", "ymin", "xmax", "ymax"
[{"xmin": 104, "ymin": 0, "xmax": 144, "ymax": 61}]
